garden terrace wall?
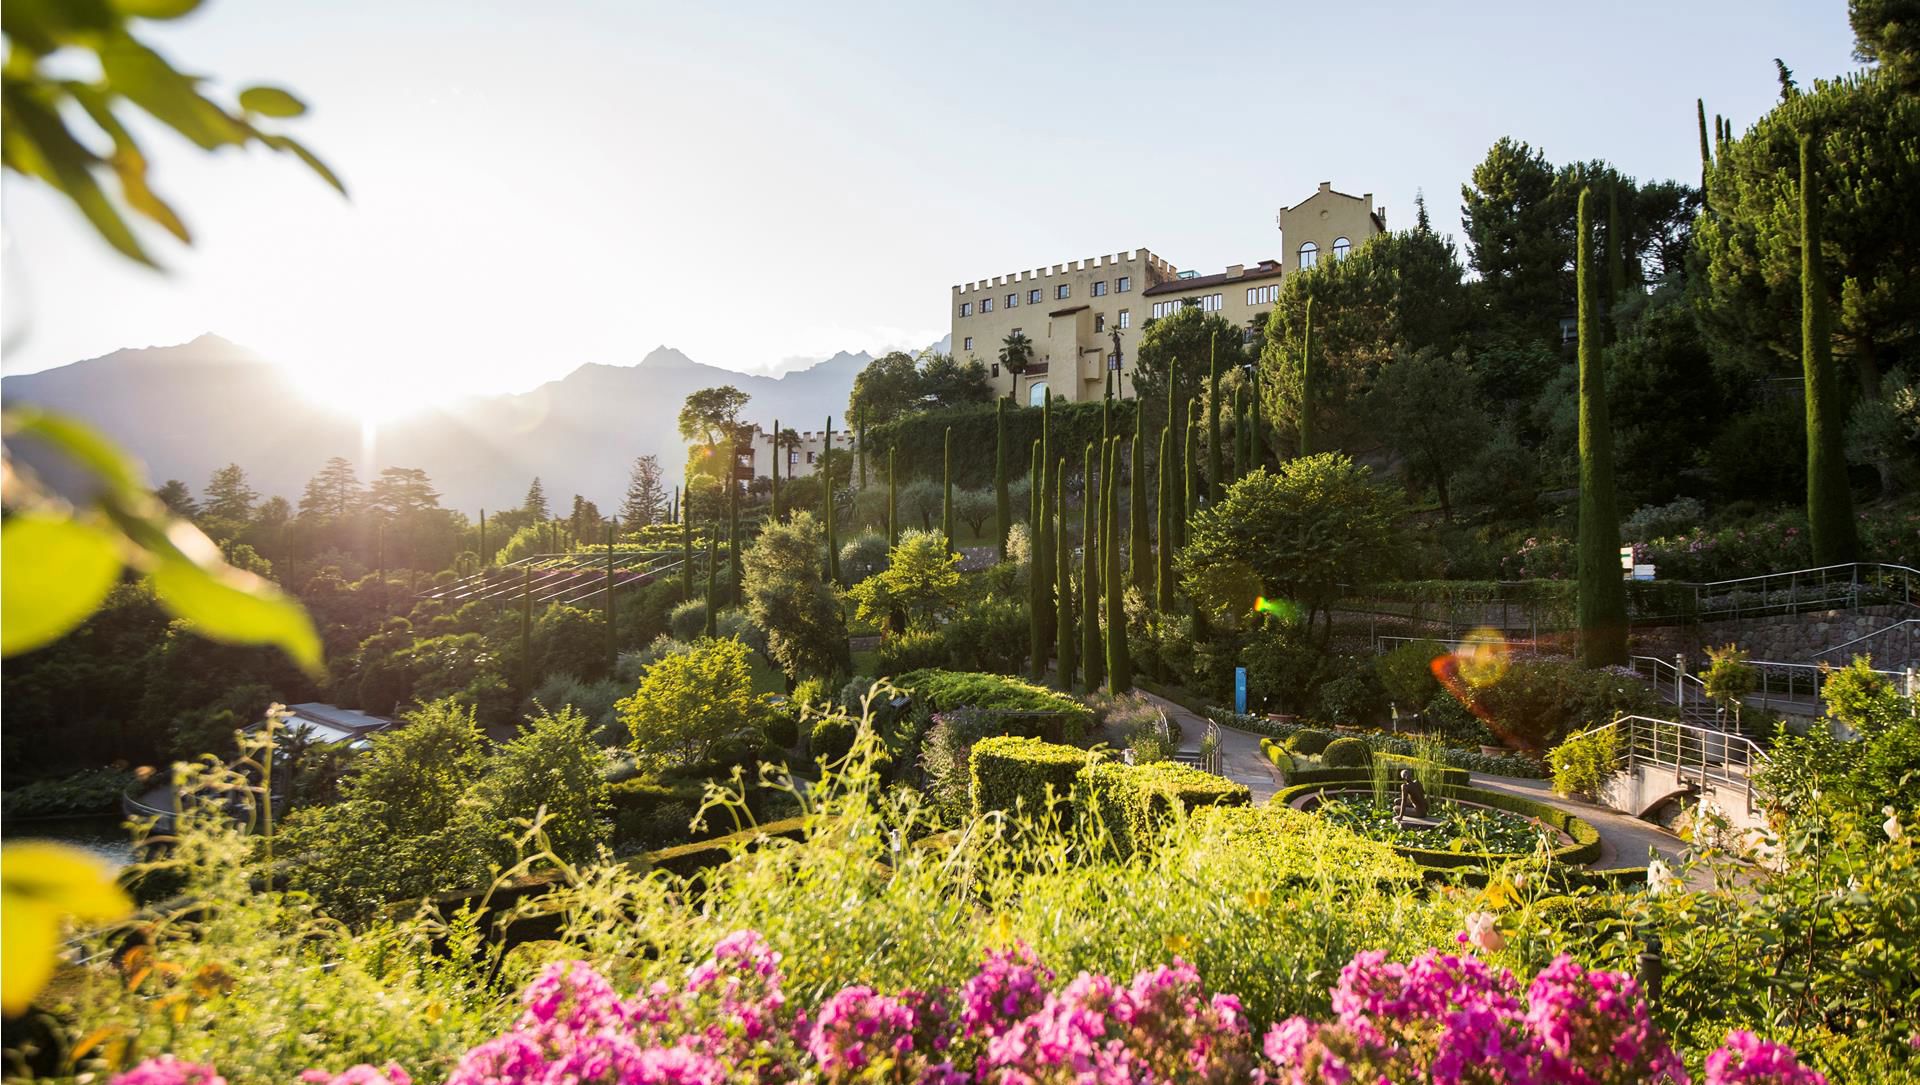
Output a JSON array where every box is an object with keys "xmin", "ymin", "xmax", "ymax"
[{"xmin": 1273, "ymin": 782, "xmax": 1603, "ymax": 869}]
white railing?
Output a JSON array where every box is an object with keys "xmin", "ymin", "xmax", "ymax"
[
  {"xmin": 1677, "ymin": 562, "xmax": 1920, "ymax": 623},
  {"xmin": 1810, "ymin": 618, "xmax": 1920, "ymax": 662},
  {"xmin": 1742, "ymin": 658, "xmax": 1911, "ymax": 715},
  {"xmin": 1582, "ymin": 714, "xmax": 1772, "ymax": 816},
  {"xmin": 1629, "ymin": 655, "xmax": 1716, "ymax": 722}
]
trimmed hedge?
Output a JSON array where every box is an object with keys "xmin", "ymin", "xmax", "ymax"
[
  {"xmin": 1079, "ymin": 760, "xmax": 1251, "ymax": 859},
  {"xmin": 970, "ymin": 736, "xmax": 1087, "ymax": 822},
  {"xmin": 1258, "ymin": 738, "xmax": 1295, "ymax": 773},
  {"xmin": 1275, "ymin": 759, "xmax": 1470, "ymax": 790},
  {"xmin": 811, "ymin": 716, "xmax": 856, "ymax": 762},
  {"xmin": 641, "ymin": 817, "xmax": 810, "ymax": 879},
  {"xmin": 1187, "ymin": 804, "xmax": 1423, "ymax": 888},
  {"xmin": 1323, "ymin": 737, "xmax": 1372, "ymax": 769},
  {"xmin": 897, "ymin": 669, "xmax": 1093, "ymax": 741},
  {"xmin": 1273, "ymin": 782, "xmax": 1604, "ymax": 870},
  {"xmin": 1375, "ymin": 754, "xmax": 1470, "ymax": 788},
  {"xmin": 1287, "ymin": 729, "xmax": 1335, "ymax": 756},
  {"xmin": 607, "ymin": 779, "xmax": 705, "ymax": 849},
  {"xmin": 1209, "ymin": 708, "xmax": 1549, "ymax": 779}
]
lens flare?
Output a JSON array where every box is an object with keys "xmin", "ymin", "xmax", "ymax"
[
  {"xmin": 1253, "ymin": 596, "xmax": 1302, "ymax": 623},
  {"xmin": 1454, "ymin": 627, "xmax": 1511, "ymax": 689}
]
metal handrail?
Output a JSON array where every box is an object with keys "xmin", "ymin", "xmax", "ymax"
[
  {"xmin": 1582, "ymin": 714, "xmax": 1771, "ymax": 816},
  {"xmin": 1742, "ymin": 658, "xmax": 1909, "ymax": 716},
  {"xmin": 1810, "ymin": 618, "xmax": 1920, "ymax": 659}
]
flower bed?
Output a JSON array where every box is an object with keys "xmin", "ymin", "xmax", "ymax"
[
  {"xmin": 122, "ymin": 933, "xmax": 1825, "ymax": 1084},
  {"xmin": 1315, "ymin": 793, "xmax": 1554, "ymax": 854},
  {"xmin": 1277, "ymin": 781, "xmax": 1604, "ymax": 869}
]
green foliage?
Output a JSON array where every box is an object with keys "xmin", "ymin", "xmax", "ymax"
[
  {"xmin": 865, "ymin": 399, "xmax": 1138, "ymax": 491},
  {"xmin": 742, "ymin": 511, "xmax": 850, "ymax": 684},
  {"xmin": 1549, "ymin": 725, "xmax": 1620, "ymax": 799},
  {"xmin": 616, "ymin": 638, "xmax": 762, "ymax": 773},
  {"xmin": 896, "ymin": 669, "xmax": 1093, "ymax": 739},
  {"xmin": 1322, "ymin": 737, "xmax": 1373, "ymax": 769},
  {"xmin": 1312, "ymin": 665, "xmax": 1387, "ymax": 727},
  {"xmin": 0, "ymin": 766, "xmax": 138, "ymax": 819},
  {"xmin": 968, "ymin": 735, "xmax": 1085, "ymax": 821},
  {"xmin": 876, "ymin": 628, "xmax": 947, "ymax": 677},
  {"xmin": 1463, "ymin": 658, "xmax": 1658, "ymax": 750},
  {"xmin": 848, "ymin": 530, "xmax": 962, "ymax": 632},
  {"xmin": 475, "ymin": 704, "xmax": 610, "ymax": 864},
  {"xmin": 1799, "ymin": 135, "xmax": 1861, "ymax": 564},
  {"xmin": 1377, "ymin": 639, "xmax": 1444, "ymax": 711},
  {"xmin": 1179, "ymin": 454, "xmax": 1405, "ymax": 630},
  {"xmin": 837, "ymin": 532, "xmax": 891, "ymax": 585},
  {"xmin": 1286, "ymin": 729, "xmax": 1335, "ymax": 756},
  {"xmin": 1128, "ymin": 306, "xmax": 1247, "ymax": 421},
  {"xmin": 668, "ymin": 598, "xmax": 709, "ymax": 642},
  {"xmin": 606, "ymin": 778, "xmax": 705, "ymax": 850},
  {"xmin": 1574, "ymin": 188, "xmax": 1628, "ymax": 667},
  {"xmin": 1701, "ymin": 643, "xmax": 1759, "ymax": 708},
  {"xmin": 1077, "ymin": 758, "xmax": 1251, "ymax": 859}
]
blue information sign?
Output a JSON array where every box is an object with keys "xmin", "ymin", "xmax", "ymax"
[{"xmin": 1234, "ymin": 666, "xmax": 1247, "ymax": 714}]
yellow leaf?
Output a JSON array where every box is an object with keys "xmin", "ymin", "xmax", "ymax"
[
  {"xmin": 1, "ymin": 842, "xmax": 132, "ymax": 1014},
  {"xmin": 1, "ymin": 515, "xmax": 124, "ymax": 657}
]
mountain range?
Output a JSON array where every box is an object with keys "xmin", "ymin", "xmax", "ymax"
[{"xmin": 1, "ymin": 334, "xmax": 879, "ymax": 513}]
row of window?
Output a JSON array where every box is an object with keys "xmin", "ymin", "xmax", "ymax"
[
  {"xmin": 1247, "ymin": 284, "xmax": 1279, "ymax": 305},
  {"xmin": 959, "ymin": 275, "xmax": 1133, "ymax": 318},
  {"xmin": 1297, "ymin": 237, "xmax": 1352, "ymax": 270},
  {"xmin": 1150, "ymin": 294, "xmax": 1224, "ymax": 318}
]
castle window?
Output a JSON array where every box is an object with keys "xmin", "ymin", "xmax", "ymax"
[
  {"xmin": 1298, "ymin": 242, "xmax": 1318, "ymax": 269},
  {"xmin": 981, "ymin": 296, "xmax": 993, "ymax": 312},
  {"xmin": 1332, "ymin": 236, "xmax": 1352, "ymax": 259},
  {"xmin": 1118, "ymin": 309, "xmax": 1130, "ymax": 329},
  {"xmin": 1006, "ymin": 293, "xmax": 1018, "ymax": 308},
  {"xmin": 1091, "ymin": 280, "xmax": 1108, "ymax": 297},
  {"xmin": 1029, "ymin": 288, "xmax": 1042, "ymax": 305},
  {"xmin": 964, "ymin": 336, "xmax": 974, "ymax": 351},
  {"xmin": 1095, "ymin": 313, "xmax": 1106, "ymax": 332},
  {"xmin": 960, "ymin": 301, "xmax": 973, "ymax": 317},
  {"xmin": 1028, "ymin": 381, "xmax": 1049, "ymax": 407},
  {"xmin": 1247, "ymin": 288, "xmax": 1257, "ymax": 305},
  {"xmin": 992, "ymin": 363, "xmax": 1000, "ymax": 378},
  {"xmin": 1056, "ymin": 284, "xmax": 1071, "ymax": 300},
  {"xmin": 1116, "ymin": 275, "xmax": 1131, "ymax": 292}
]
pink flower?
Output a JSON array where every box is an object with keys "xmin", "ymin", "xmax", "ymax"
[
  {"xmin": 1461, "ymin": 911, "xmax": 1507, "ymax": 954},
  {"xmin": 112, "ymin": 1057, "xmax": 225, "ymax": 1085},
  {"xmin": 299, "ymin": 1065, "xmax": 410, "ymax": 1085},
  {"xmin": 1704, "ymin": 1030, "xmax": 1827, "ymax": 1085}
]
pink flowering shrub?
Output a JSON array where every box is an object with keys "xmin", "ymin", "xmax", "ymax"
[{"xmin": 111, "ymin": 936, "xmax": 1827, "ymax": 1085}]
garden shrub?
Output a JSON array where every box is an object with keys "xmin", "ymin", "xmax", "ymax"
[
  {"xmin": 0, "ymin": 766, "xmax": 139, "ymax": 818},
  {"xmin": 1076, "ymin": 759, "xmax": 1252, "ymax": 860},
  {"xmin": 1423, "ymin": 689, "xmax": 1499, "ymax": 747},
  {"xmin": 810, "ymin": 715, "xmax": 857, "ymax": 763},
  {"xmin": 1259, "ymin": 738, "xmax": 1295, "ymax": 773},
  {"xmin": 615, "ymin": 637, "xmax": 763, "ymax": 773},
  {"xmin": 607, "ymin": 778, "xmax": 705, "ymax": 850},
  {"xmin": 1286, "ymin": 729, "xmax": 1334, "ymax": 756},
  {"xmin": 640, "ymin": 816, "xmax": 810, "ymax": 879},
  {"xmin": 1323, "ymin": 737, "xmax": 1372, "ymax": 769},
  {"xmin": 1376, "ymin": 638, "xmax": 1445, "ymax": 712},
  {"xmin": 1550, "ymin": 725, "xmax": 1620, "ymax": 799},
  {"xmin": 837, "ymin": 531, "xmax": 891, "ymax": 584},
  {"xmin": 667, "ymin": 598, "xmax": 708, "ymax": 642},
  {"xmin": 896, "ymin": 669, "xmax": 1092, "ymax": 740},
  {"xmin": 1465, "ymin": 659, "xmax": 1658, "ymax": 750},
  {"xmin": 1188, "ymin": 803, "xmax": 1423, "ymax": 888},
  {"xmin": 969, "ymin": 735, "xmax": 1086, "ymax": 822},
  {"xmin": 876, "ymin": 629, "xmax": 947, "ymax": 676},
  {"xmin": 935, "ymin": 595, "xmax": 1028, "ymax": 674},
  {"xmin": 1311, "ymin": 661, "xmax": 1387, "ymax": 727}
]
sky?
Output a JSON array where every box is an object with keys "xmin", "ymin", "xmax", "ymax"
[{"xmin": 1, "ymin": 0, "xmax": 1861, "ymax": 414}]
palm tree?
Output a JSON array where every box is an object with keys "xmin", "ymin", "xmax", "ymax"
[{"xmin": 999, "ymin": 330, "xmax": 1034, "ymax": 375}]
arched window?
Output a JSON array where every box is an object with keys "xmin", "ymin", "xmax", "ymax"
[
  {"xmin": 1332, "ymin": 236, "xmax": 1352, "ymax": 260},
  {"xmin": 1298, "ymin": 241, "xmax": 1318, "ymax": 270},
  {"xmin": 1027, "ymin": 381, "xmax": 1049, "ymax": 407}
]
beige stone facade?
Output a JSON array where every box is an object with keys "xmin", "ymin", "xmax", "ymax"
[
  {"xmin": 747, "ymin": 427, "xmax": 853, "ymax": 480},
  {"xmin": 951, "ymin": 183, "xmax": 1387, "ymax": 404}
]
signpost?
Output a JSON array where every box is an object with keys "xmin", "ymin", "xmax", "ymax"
[{"xmin": 1234, "ymin": 666, "xmax": 1247, "ymax": 715}]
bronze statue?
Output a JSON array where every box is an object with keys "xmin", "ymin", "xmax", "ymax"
[{"xmin": 1396, "ymin": 768, "xmax": 1430, "ymax": 820}]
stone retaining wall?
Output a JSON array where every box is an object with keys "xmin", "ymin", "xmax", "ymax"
[{"xmin": 1631, "ymin": 605, "xmax": 1915, "ymax": 666}]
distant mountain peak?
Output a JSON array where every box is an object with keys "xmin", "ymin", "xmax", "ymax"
[{"xmin": 637, "ymin": 345, "xmax": 700, "ymax": 370}]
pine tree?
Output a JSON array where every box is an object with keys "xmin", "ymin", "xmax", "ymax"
[
  {"xmin": 1029, "ymin": 439, "xmax": 1046, "ymax": 681},
  {"xmin": 621, "ymin": 454, "xmax": 667, "ymax": 527},
  {"xmin": 1606, "ymin": 185, "xmax": 1627, "ymax": 319},
  {"xmin": 994, "ymin": 398, "xmax": 1011, "ymax": 561},
  {"xmin": 704, "ymin": 526, "xmax": 718, "ymax": 638},
  {"xmin": 298, "ymin": 457, "xmax": 359, "ymax": 520},
  {"xmin": 1250, "ymin": 364, "xmax": 1264, "ymax": 473},
  {"xmin": 1297, "ymin": 297, "xmax": 1315, "ymax": 456},
  {"xmin": 1156, "ymin": 423, "xmax": 1175, "ymax": 612},
  {"xmin": 1207, "ymin": 334, "xmax": 1223, "ymax": 503},
  {"xmin": 1800, "ymin": 135, "xmax": 1859, "ymax": 564},
  {"xmin": 1054, "ymin": 458, "xmax": 1074, "ymax": 691},
  {"xmin": 1105, "ymin": 437, "xmax": 1131, "ymax": 692},
  {"xmin": 728, "ymin": 478, "xmax": 742, "ymax": 604},
  {"xmin": 202, "ymin": 463, "xmax": 258, "ymax": 524},
  {"xmin": 943, "ymin": 426, "xmax": 955, "ymax": 552},
  {"xmin": 1081, "ymin": 442, "xmax": 1103, "ymax": 692},
  {"xmin": 824, "ymin": 415, "xmax": 841, "ymax": 584},
  {"xmin": 522, "ymin": 476, "xmax": 549, "ymax": 521},
  {"xmin": 1575, "ymin": 188, "xmax": 1629, "ymax": 668},
  {"xmin": 1129, "ymin": 403, "xmax": 1150, "ymax": 593},
  {"xmin": 682, "ymin": 503, "xmax": 694, "ymax": 600}
]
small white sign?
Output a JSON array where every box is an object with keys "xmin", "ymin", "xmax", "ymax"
[{"xmin": 1632, "ymin": 564, "xmax": 1656, "ymax": 581}]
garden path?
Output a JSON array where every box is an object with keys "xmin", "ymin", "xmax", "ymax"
[
  {"xmin": 1135, "ymin": 691, "xmax": 1281, "ymax": 802},
  {"xmin": 1465, "ymin": 772, "xmax": 1715, "ymax": 888}
]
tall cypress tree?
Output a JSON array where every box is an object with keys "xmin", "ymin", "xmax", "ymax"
[
  {"xmin": 1800, "ymin": 135, "xmax": 1859, "ymax": 564},
  {"xmin": 994, "ymin": 398, "xmax": 1010, "ymax": 560},
  {"xmin": 1037, "ymin": 398, "xmax": 1054, "ymax": 658},
  {"xmin": 823, "ymin": 416, "xmax": 840, "ymax": 584},
  {"xmin": 858, "ymin": 421, "xmax": 868, "ymax": 490},
  {"xmin": 605, "ymin": 522, "xmax": 617, "ymax": 672},
  {"xmin": 681, "ymin": 499, "xmax": 694, "ymax": 601},
  {"xmin": 1156, "ymin": 424, "xmax": 1175, "ymax": 612},
  {"xmin": 1081, "ymin": 442, "xmax": 1103, "ymax": 692},
  {"xmin": 1697, "ymin": 98, "xmax": 1713, "ymax": 201},
  {"xmin": 1575, "ymin": 187, "xmax": 1629, "ymax": 668},
  {"xmin": 704, "ymin": 527, "xmax": 718, "ymax": 639},
  {"xmin": 1298, "ymin": 297, "xmax": 1316, "ymax": 457},
  {"xmin": 1105, "ymin": 437, "xmax": 1131, "ymax": 693},
  {"xmin": 1029, "ymin": 439, "xmax": 1046, "ymax": 680},
  {"xmin": 1232, "ymin": 383, "xmax": 1249, "ymax": 479},
  {"xmin": 727, "ymin": 479, "xmax": 741, "ymax": 604},
  {"xmin": 942, "ymin": 426, "xmax": 955, "ymax": 552},
  {"xmin": 770, "ymin": 419, "xmax": 782, "ymax": 523},
  {"xmin": 1054, "ymin": 458, "xmax": 1073, "ymax": 691},
  {"xmin": 1207, "ymin": 333, "xmax": 1223, "ymax": 502},
  {"xmin": 887, "ymin": 448, "xmax": 899, "ymax": 547},
  {"xmin": 1129, "ymin": 404, "xmax": 1150, "ymax": 593},
  {"xmin": 1183, "ymin": 399, "xmax": 1200, "ymax": 538},
  {"xmin": 1249, "ymin": 364, "xmax": 1264, "ymax": 472}
]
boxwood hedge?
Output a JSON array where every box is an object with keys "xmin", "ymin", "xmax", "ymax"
[
  {"xmin": 1272, "ymin": 781, "xmax": 1603, "ymax": 869},
  {"xmin": 1079, "ymin": 760, "xmax": 1251, "ymax": 859},
  {"xmin": 970, "ymin": 736, "xmax": 1088, "ymax": 822}
]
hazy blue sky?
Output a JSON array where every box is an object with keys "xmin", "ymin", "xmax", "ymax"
[{"xmin": 1, "ymin": 0, "xmax": 1860, "ymax": 413}]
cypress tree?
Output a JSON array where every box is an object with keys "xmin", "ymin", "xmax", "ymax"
[
  {"xmin": 1696, "ymin": 98, "xmax": 1712, "ymax": 202},
  {"xmin": 887, "ymin": 448, "xmax": 899, "ymax": 547},
  {"xmin": 858, "ymin": 421, "xmax": 868, "ymax": 490},
  {"xmin": 994, "ymin": 398, "xmax": 1010, "ymax": 560},
  {"xmin": 1129, "ymin": 404, "xmax": 1150, "ymax": 593},
  {"xmin": 704, "ymin": 526, "xmax": 718, "ymax": 639},
  {"xmin": 824, "ymin": 415, "xmax": 840, "ymax": 584},
  {"xmin": 1029, "ymin": 439, "xmax": 1046, "ymax": 680},
  {"xmin": 1105, "ymin": 437, "xmax": 1132, "ymax": 692},
  {"xmin": 1156, "ymin": 423, "xmax": 1175, "ymax": 612},
  {"xmin": 1183, "ymin": 399, "xmax": 1200, "ymax": 539},
  {"xmin": 942, "ymin": 426, "xmax": 955, "ymax": 552},
  {"xmin": 1037, "ymin": 399, "xmax": 1055, "ymax": 659},
  {"xmin": 520, "ymin": 567, "xmax": 532, "ymax": 693},
  {"xmin": 478, "ymin": 509, "xmax": 486, "ymax": 567},
  {"xmin": 605, "ymin": 522, "xmax": 617, "ymax": 672},
  {"xmin": 1054, "ymin": 458, "xmax": 1073, "ymax": 691},
  {"xmin": 1207, "ymin": 333, "xmax": 1223, "ymax": 502},
  {"xmin": 681, "ymin": 501, "xmax": 694, "ymax": 600},
  {"xmin": 1250, "ymin": 364, "xmax": 1264, "ymax": 472},
  {"xmin": 1800, "ymin": 135, "xmax": 1859, "ymax": 564},
  {"xmin": 1575, "ymin": 187, "xmax": 1629, "ymax": 668},
  {"xmin": 1082, "ymin": 442, "xmax": 1103, "ymax": 692},
  {"xmin": 1232, "ymin": 383, "xmax": 1249, "ymax": 479},
  {"xmin": 1606, "ymin": 185, "xmax": 1627, "ymax": 324},
  {"xmin": 770, "ymin": 418, "xmax": 781, "ymax": 523},
  {"xmin": 727, "ymin": 479, "xmax": 741, "ymax": 604},
  {"xmin": 1298, "ymin": 296, "xmax": 1315, "ymax": 456}
]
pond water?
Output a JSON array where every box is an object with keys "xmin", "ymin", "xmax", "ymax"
[{"xmin": 2, "ymin": 816, "xmax": 138, "ymax": 868}]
